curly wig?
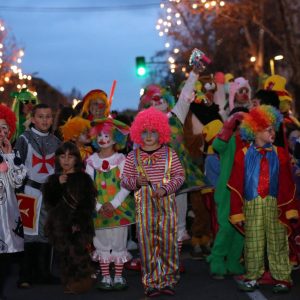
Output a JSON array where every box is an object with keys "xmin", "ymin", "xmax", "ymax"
[
  {"xmin": 139, "ymin": 84, "xmax": 175, "ymax": 111},
  {"xmin": 0, "ymin": 104, "xmax": 17, "ymax": 140},
  {"xmin": 81, "ymin": 89, "xmax": 109, "ymax": 118},
  {"xmin": 89, "ymin": 118, "xmax": 129, "ymax": 151},
  {"xmin": 240, "ymin": 105, "xmax": 282, "ymax": 141},
  {"xmin": 59, "ymin": 116, "xmax": 91, "ymax": 142},
  {"xmin": 130, "ymin": 107, "xmax": 170, "ymax": 146}
]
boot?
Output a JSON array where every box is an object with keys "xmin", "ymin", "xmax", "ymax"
[
  {"xmin": 35, "ymin": 242, "xmax": 60, "ymax": 285},
  {"xmin": 0, "ymin": 254, "xmax": 10, "ymax": 298},
  {"xmin": 18, "ymin": 243, "xmax": 36, "ymax": 288}
]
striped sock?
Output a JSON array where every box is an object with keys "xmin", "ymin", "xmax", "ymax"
[
  {"xmin": 178, "ymin": 240, "xmax": 183, "ymax": 255},
  {"xmin": 100, "ymin": 262, "xmax": 110, "ymax": 277},
  {"xmin": 115, "ymin": 263, "xmax": 124, "ymax": 277}
]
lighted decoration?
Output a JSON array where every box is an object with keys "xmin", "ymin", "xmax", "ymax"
[
  {"xmin": 155, "ymin": 0, "xmax": 225, "ymax": 73},
  {"xmin": 0, "ymin": 19, "xmax": 34, "ymax": 94}
]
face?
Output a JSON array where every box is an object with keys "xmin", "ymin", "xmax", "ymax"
[
  {"xmin": 22, "ymin": 100, "xmax": 36, "ymax": 115},
  {"xmin": 31, "ymin": 108, "xmax": 53, "ymax": 133},
  {"xmin": 256, "ymin": 126, "xmax": 276, "ymax": 145},
  {"xmin": 288, "ymin": 130, "xmax": 300, "ymax": 152},
  {"xmin": 97, "ymin": 131, "xmax": 115, "ymax": 149},
  {"xmin": 150, "ymin": 95, "xmax": 168, "ymax": 113},
  {"xmin": 77, "ymin": 128, "xmax": 91, "ymax": 145},
  {"xmin": 141, "ymin": 130, "xmax": 159, "ymax": 149},
  {"xmin": 58, "ymin": 150, "xmax": 76, "ymax": 174},
  {"xmin": 251, "ymin": 97, "xmax": 260, "ymax": 108},
  {"xmin": 89, "ymin": 99, "xmax": 106, "ymax": 119},
  {"xmin": 235, "ymin": 87, "xmax": 250, "ymax": 104},
  {"xmin": 0, "ymin": 119, "xmax": 9, "ymax": 143}
]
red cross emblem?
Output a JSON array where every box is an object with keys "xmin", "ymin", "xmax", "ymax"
[{"xmin": 32, "ymin": 153, "xmax": 55, "ymax": 174}]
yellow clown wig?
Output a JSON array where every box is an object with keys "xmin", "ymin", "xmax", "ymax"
[
  {"xmin": 81, "ymin": 89, "xmax": 109, "ymax": 119},
  {"xmin": 130, "ymin": 107, "xmax": 171, "ymax": 146},
  {"xmin": 59, "ymin": 116, "xmax": 91, "ymax": 142}
]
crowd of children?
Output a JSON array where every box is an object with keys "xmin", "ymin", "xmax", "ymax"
[{"xmin": 1, "ymin": 50, "xmax": 300, "ymax": 299}]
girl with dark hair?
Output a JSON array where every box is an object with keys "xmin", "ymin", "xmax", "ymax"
[{"xmin": 43, "ymin": 141, "xmax": 97, "ymax": 294}]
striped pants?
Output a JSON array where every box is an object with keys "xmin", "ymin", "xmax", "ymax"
[
  {"xmin": 244, "ymin": 196, "xmax": 291, "ymax": 282},
  {"xmin": 135, "ymin": 188, "xmax": 180, "ymax": 289}
]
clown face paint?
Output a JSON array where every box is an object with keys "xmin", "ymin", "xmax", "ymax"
[
  {"xmin": 235, "ymin": 87, "xmax": 250, "ymax": 105},
  {"xmin": 0, "ymin": 119, "xmax": 9, "ymax": 143},
  {"xmin": 89, "ymin": 99, "xmax": 106, "ymax": 119},
  {"xmin": 97, "ymin": 131, "xmax": 115, "ymax": 149},
  {"xmin": 141, "ymin": 130, "xmax": 160, "ymax": 150},
  {"xmin": 150, "ymin": 95, "xmax": 168, "ymax": 113}
]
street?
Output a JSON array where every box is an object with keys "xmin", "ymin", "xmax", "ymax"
[{"xmin": 3, "ymin": 244, "xmax": 300, "ymax": 300}]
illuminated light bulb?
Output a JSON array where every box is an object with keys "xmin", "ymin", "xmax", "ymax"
[
  {"xmin": 204, "ymin": 3, "xmax": 210, "ymax": 8},
  {"xmin": 140, "ymin": 88, "xmax": 144, "ymax": 96},
  {"xmin": 19, "ymin": 50, "xmax": 25, "ymax": 56},
  {"xmin": 185, "ymin": 72, "xmax": 189, "ymax": 77},
  {"xmin": 23, "ymin": 75, "xmax": 27, "ymax": 79},
  {"xmin": 158, "ymin": 19, "xmax": 163, "ymax": 24},
  {"xmin": 160, "ymin": 3, "xmax": 165, "ymax": 8},
  {"xmin": 171, "ymin": 69, "xmax": 175, "ymax": 73},
  {"xmin": 201, "ymin": 0, "xmax": 207, "ymax": 3},
  {"xmin": 250, "ymin": 56, "xmax": 256, "ymax": 62},
  {"xmin": 0, "ymin": 87, "xmax": 4, "ymax": 92},
  {"xmin": 167, "ymin": 22, "xmax": 171, "ymax": 27},
  {"xmin": 192, "ymin": 4, "xmax": 198, "ymax": 9},
  {"xmin": 170, "ymin": 64, "xmax": 176, "ymax": 69},
  {"xmin": 174, "ymin": 48, "xmax": 179, "ymax": 53},
  {"xmin": 0, "ymin": 26, "xmax": 5, "ymax": 31},
  {"xmin": 163, "ymin": 21, "xmax": 167, "ymax": 26},
  {"xmin": 33, "ymin": 92, "xmax": 37, "ymax": 96},
  {"xmin": 22, "ymin": 84, "xmax": 27, "ymax": 88},
  {"xmin": 0, "ymin": 58, "xmax": 2, "ymax": 64},
  {"xmin": 4, "ymin": 77, "xmax": 9, "ymax": 82},
  {"xmin": 182, "ymin": 67, "xmax": 186, "ymax": 72},
  {"xmin": 17, "ymin": 58, "xmax": 22, "ymax": 63},
  {"xmin": 177, "ymin": 20, "xmax": 182, "ymax": 25},
  {"xmin": 168, "ymin": 56, "xmax": 175, "ymax": 63},
  {"xmin": 17, "ymin": 84, "xmax": 21, "ymax": 89},
  {"xmin": 220, "ymin": 1, "xmax": 225, "ymax": 6},
  {"xmin": 167, "ymin": 15, "xmax": 171, "ymax": 20},
  {"xmin": 0, "ymin": 44, "xmax": 3, "ymax": 49},
  {"xmin": 164, "ymin": 28, "xmax": 169, "ymax": 33},
  {"xmin": 159, "ymin": 32, "xmax": 164, "ymax": 37},
  {"xmin": 27, "ymin": 75, "xmax": 32, "ymax": 80},
  {"xmin": 274, "ymin": 55, "xmax": 284, "ymax": 60},
  {"xmin": 165, "ymin": 42, "xmax": 170, "ymax": 48},
  {"xmin": 211, "ymin": 1, "xmax": 216, "ymax": 6},
  {"xmin": 156, "ymin": 25, "xmax": 161, "ymax": 30},
  {"xmin": 175, "ymin": 13, "xmax": 180, "ymax": 18},
  {"xmin": 167, "ymin": 8, "xmax": 172, "ymax": 13}
]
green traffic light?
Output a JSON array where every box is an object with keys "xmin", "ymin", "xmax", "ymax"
[
  {"xmin": 137, "ymin": 66, "xmax": 146, "ymax": 76},
  {"xmin": 136, "ymin": 56, "xmax": 147, "ymax": 77}
]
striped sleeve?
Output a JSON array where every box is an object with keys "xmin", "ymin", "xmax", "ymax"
[
  {"xmin": 162, "ymin": 148, "xmax": 185, "ymax": 195},
  {"xmin": 121, "ymin": 151, "xmax": 139, "ymax": 191}
]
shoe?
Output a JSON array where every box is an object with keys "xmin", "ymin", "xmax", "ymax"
[
  {"xmin": 145, "ymin": 288, "xmax": 160, "ymax": 297},
  {"xmin": 272, "ymin": 283, "xmax": 290, "ymax": 293},
  {"xmin": 124, "ymin": 258, "xmax": 141, "ymax": 271},
  {"xmin": 211, "ymin": 273, "xmax": 225, "ymax": 280},
  {"xmin": 17, "ymin": 280, "xmax": 31, "ymax": 289},
  {"xmin": 113, "ymin": 276, "xmax": 128, "ymax": 290},
  {"xmin": 190, "ymin": 245, "xmax": 204, "ymax": 260},
  {"xmin": 161, "ymin": 286, "xmax": 175, "ymax": 296},
  {"xmin": 97, "ymin": 276, "xmax": 113, "ymax": 290},
  {"xmin": 238, "ymin": 279, "xmax": 259, "ymax": 292}
]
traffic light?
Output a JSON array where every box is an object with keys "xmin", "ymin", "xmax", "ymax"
[{"xmin": 136, "ymin": 56, "xmax": 147, "ymax": 77}]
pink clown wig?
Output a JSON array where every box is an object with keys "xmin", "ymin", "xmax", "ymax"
[
  {"xmin": 130, "ymin": 107, "xmax": 171, "ymax": 146},
  {"xmin": 240, "ymin": 105, "xmax": 282, "ymax": 141}
]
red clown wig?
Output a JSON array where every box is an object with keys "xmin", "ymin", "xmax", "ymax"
[
  {"xmin": 130, "ymin": 107, "xmax": 171, "ymax": 146},
  {"xmin": 0, "ymin": 104, "xmax": 17, "ymax": 140}
]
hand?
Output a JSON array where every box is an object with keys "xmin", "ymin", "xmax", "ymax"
[
  {"xmin": 59, "ymin": 174, "xmax": 68, "ymax": 184},
  {"xmin": 152, "ymin": 187, "xmax": 166, "ymax": 199},
  {"xmin": 136, "ymin": 176, "xmax": 148, "ymax": 187},
  {"xmin": 99, "ymin": 202, "xmax": 114, "ymax": 218},
  {"xmin": 1, "ymin": 138, "xmax": 12, "ymax": 154}
]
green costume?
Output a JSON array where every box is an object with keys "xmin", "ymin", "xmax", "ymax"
[{"xmin": 206, "ymin": 134, "xmax": 244, "ymax": 276}]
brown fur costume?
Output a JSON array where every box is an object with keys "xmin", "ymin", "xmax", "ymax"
[{"xmin": 44, "ymin": 172, "xmax": 97, "ymax": 294}]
